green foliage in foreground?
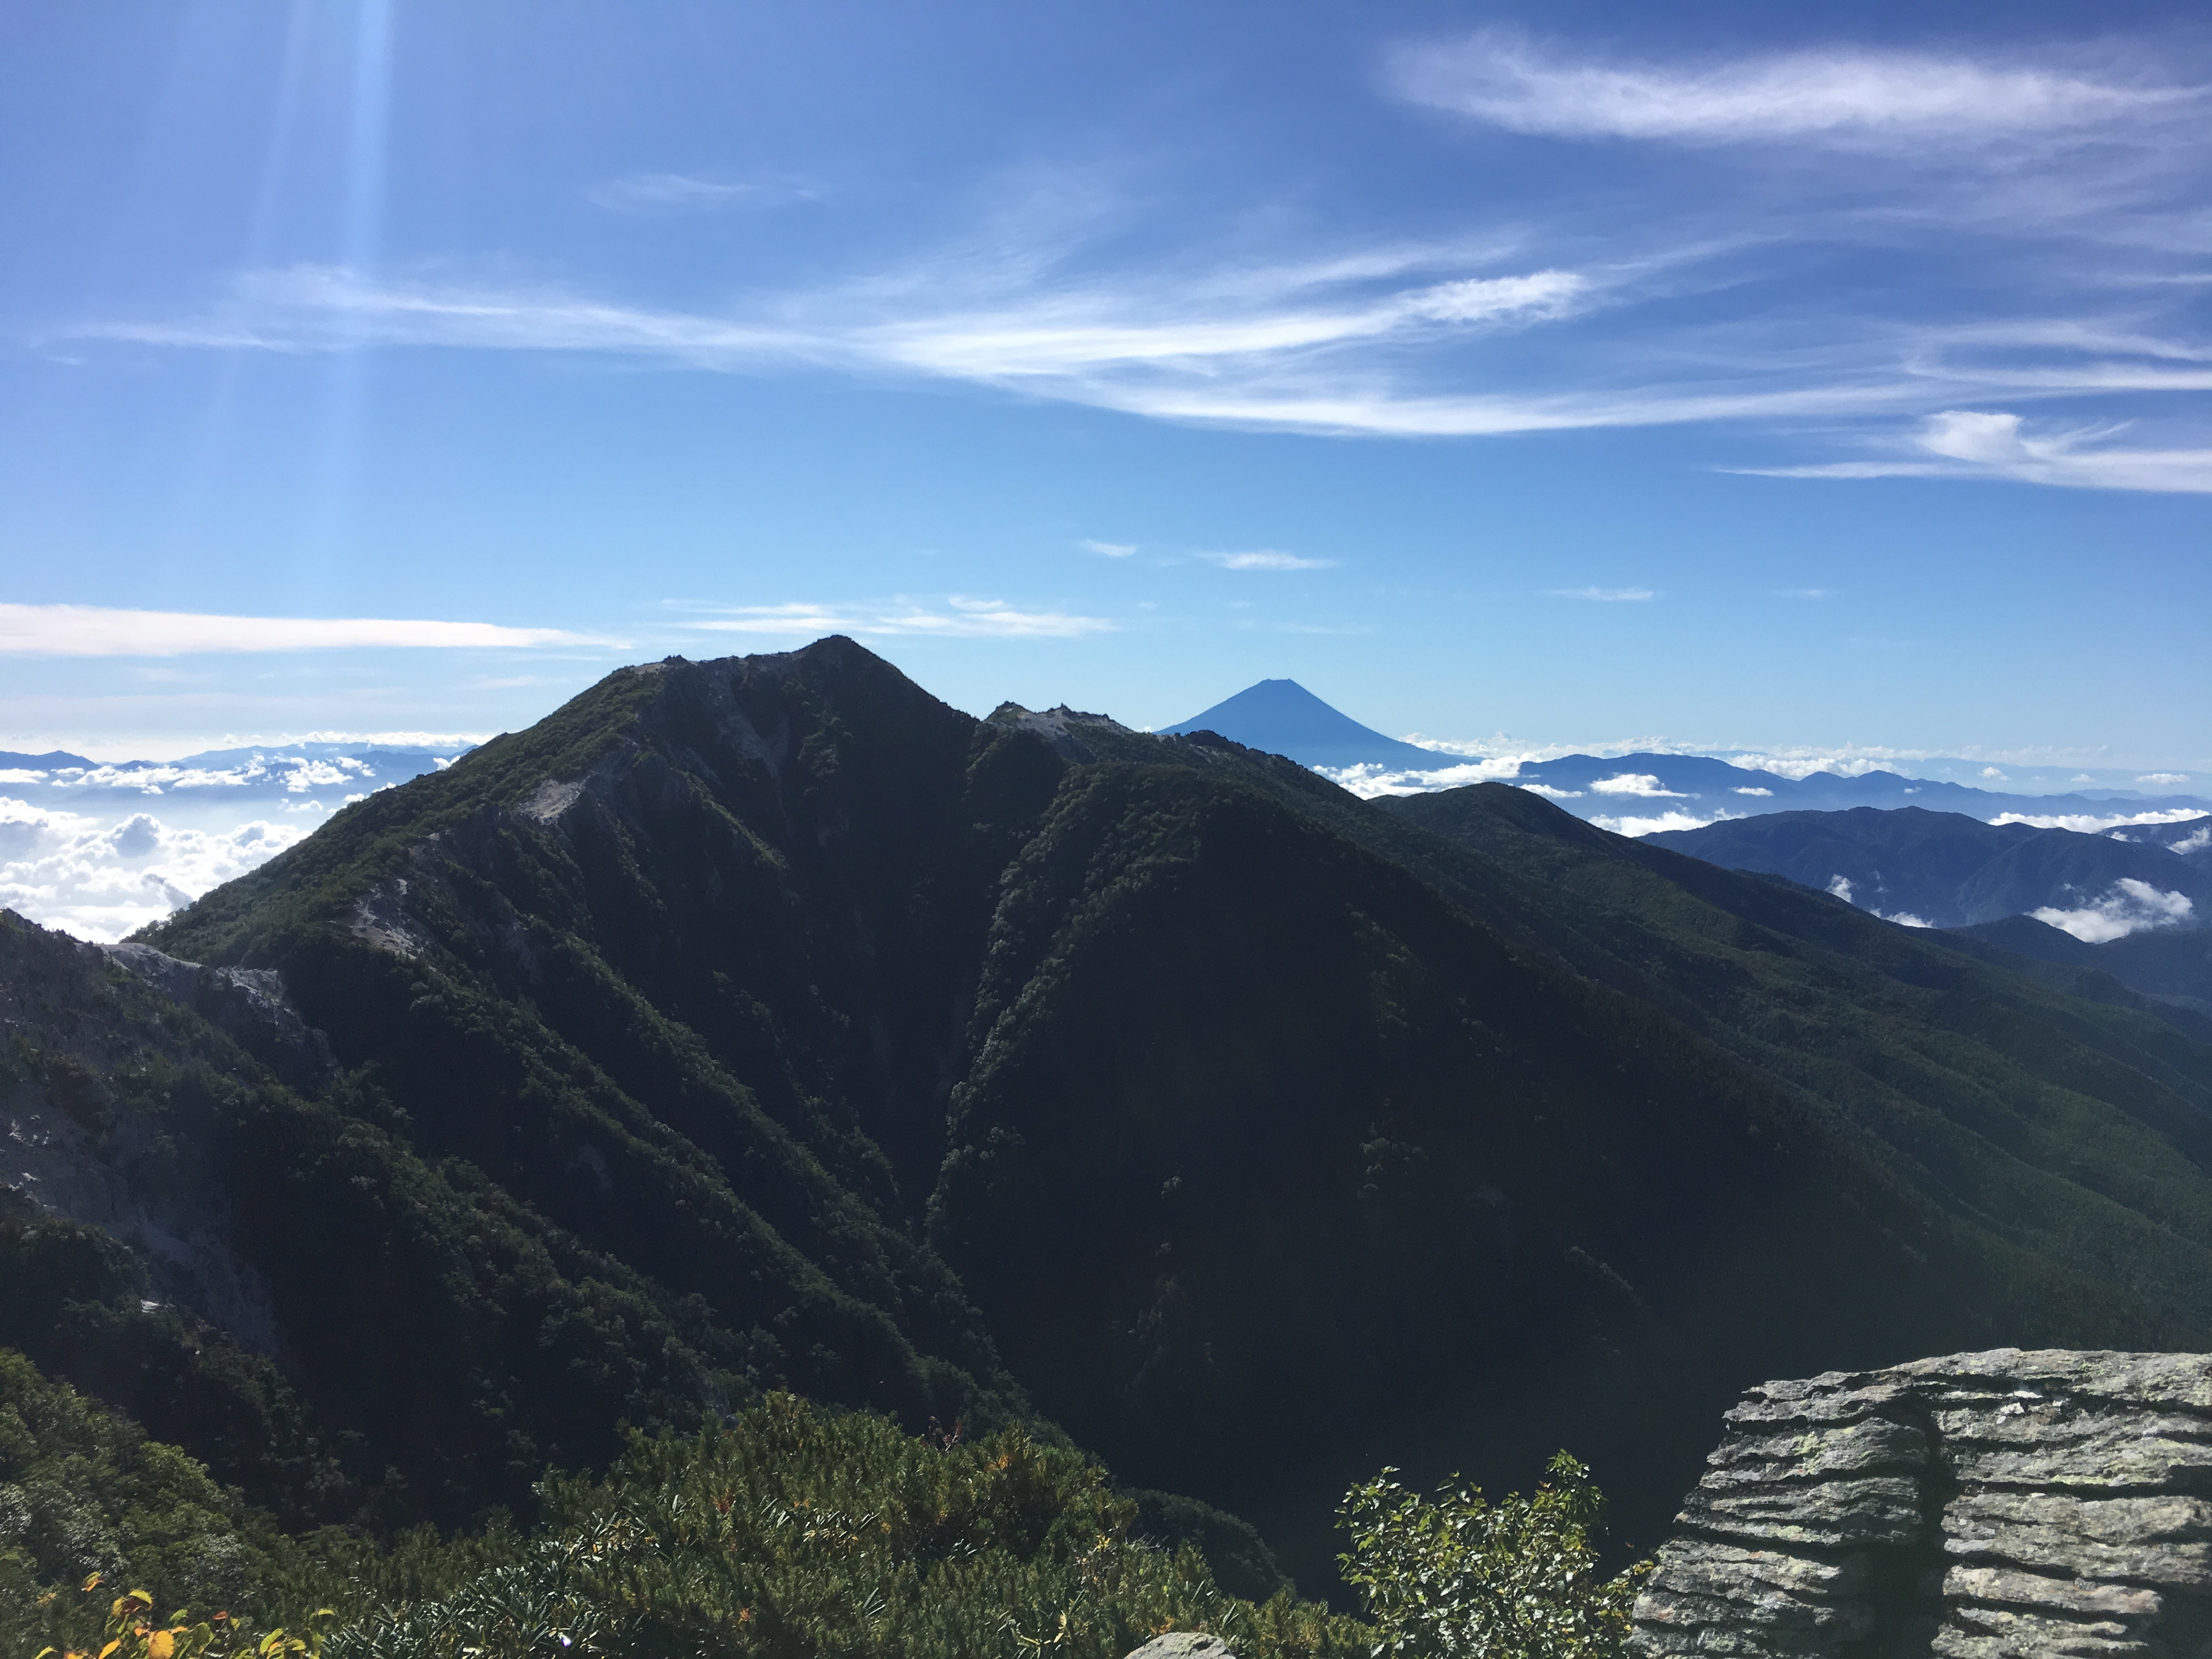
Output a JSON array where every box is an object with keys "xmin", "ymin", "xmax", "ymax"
[
  {"xmin": 329, "ymin": 1397, "xmax": 1362, "ymax": 1659},
  {"xmin": 1340, "ymin": 1454, "xmax": 1650, "ymax": 1659},
  {"xmin": 0, "ymin": 1348, "xmax": 356, "ymax": 1656},
  {"xmin": 33, "ymin": 1578, "xmax": 332, "ymax": 1659},
  {"xmin": 7, "ymin": 1356, "xmax": 1363, "ymax": 1659},
  {"xmin": 8, "ymin": 1339, "xmax": 1644, "ymax": 1659}
]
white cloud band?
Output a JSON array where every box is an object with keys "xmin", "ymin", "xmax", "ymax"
[
  {"xmin": 1394, "ymin": 31, "xmax": 2199, "ymax": 146},
  {"xmin": 1199, "ymin": 550, "xmax": 1335, "ymax": 571},
  {"xmin": 682, "ymin": 598, "xmax": 1115, "ymax": 639},
  {"xmin": 0, "ymin": 603, "xmax": 615, "ymax": 657},
  {"xmin": 2032, "ymin": 878, "xmax": 2196, "ymax": 943},
  {"xmin": 1993, "ymin": 807, "xmax": 2211, "ymax": 833}
]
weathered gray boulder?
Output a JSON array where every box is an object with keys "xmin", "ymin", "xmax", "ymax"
[
  {"xmin": 1631, "ymin": 1350, "xmax": 2212, "ymax": 1659},
  {"xmin": 1122, "ymin": 1634, "xmax": 1237, "ymax": 1659}
]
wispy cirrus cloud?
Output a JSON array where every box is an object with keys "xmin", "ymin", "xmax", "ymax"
[
  {"xmin": 586, "ymin": 172, "xmax": 823, "ymax": 213},
  {"xmin": 0, "ymin": 603, "xmax": 618, "ymax": 657},
  {"xmin": 1733, "ymin": 409, "xmax": 2212, "ymax": 493},
  {"xmin": 62, "ymin": 20, "xmax": 2212, "ymax": 495},
  {"xmin": 48, "ymin": 253, "xmax": 2141, "ymax": 452},
  {"xmin": 1199, "ymin": 550, "xmax": 1334, "ymax": 572},
  {"xmin": 680, "ymin": 597, "xmax": 1115, "ymax": 639},
  {"xmin": 870, "ymin": 268, "xmax": 1588, "ymax": 377},
  {"xmin": 92, "ymin": 264, "xmax": 812, "ymax": 361},
  {"xmin": 589, "ymin": 173, "xmax": 758, "ymax": 211},
  {"xmin": 1079, "ymin": 539, "xmax": 1137, "ymax": 557},
  {"xmin": 1547, "ymin": 586, "xmax": 1656, "ymax": 602},
  {"xmin": 82, "ymin": 259, "xmax": 1710, "ymax": 441},
  {"xmin": 1392, "ymin": 30, "xmax": 2203, "ymax": 149}
]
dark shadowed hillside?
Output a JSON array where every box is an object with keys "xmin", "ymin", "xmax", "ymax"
[
  {"xmin": 1951, "ymin": 912, "xmax": 2212, "ymax": 1013},
  {"xmin": 8, "ymin": 640, "xmax": 2211, "ymax": 1600},
  {"xmin": 0, "ymin": 903, "xmax": 1028, "ymax": 1539}
]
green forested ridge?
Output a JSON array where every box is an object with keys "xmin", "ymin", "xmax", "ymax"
[
  {"xmin": 3, "ymin": 1353, "xmax": 1358, "ymax": 1659},
  {"xmin": 951, "ymin": 714, "xmax": 2212, "ymax": 1579},
  {"xmin": 0, "ymin": 901, "xmax": 1018, "ymax": 1541},
  {"xmin": 5, "ymin": 637, "xmax": 2210, "ymax": 1610}
]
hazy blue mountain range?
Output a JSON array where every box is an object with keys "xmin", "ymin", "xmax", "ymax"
[
  {"xmin": 1645, "ymin": 805, "xmax": 2212, "ymax": 1012},
  {"xmin": 8, "ymin": 639, "xmax": 2212, "ymax": 1604},
  {"xmin": 1502, "ymin": 755, "xmax": 2210, "ymax": 823},
  {"xmin": 0, "ymin": 749, "xmax": 97, "ymax": 771},
  {"xmin": 2132, "ymin": 818, "xmax": 2212, "ymax": 855},
  {"xmin": 1646, "ymin": 806, "xmax": 2212, "ymax": 930},
  {"xmin": 1164, "ymin": 682, "xmax": 2210, "ymax": 827}
]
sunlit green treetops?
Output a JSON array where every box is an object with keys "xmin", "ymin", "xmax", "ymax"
[{"xmin": 1339, "ymin": 1454, "xmax": 1651, "ymax": 1659}]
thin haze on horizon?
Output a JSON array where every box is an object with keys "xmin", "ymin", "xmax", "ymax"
[{"xmin": 0, "ymin": 0, "xmax": 2206, "ymax": 775}]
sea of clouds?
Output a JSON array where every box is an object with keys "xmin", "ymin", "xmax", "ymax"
[
  {"xmin": 0, "ymin": 742, "xmax": 461, "ymax": 941},
  {"xmin": 0, "ymin": 797, "xmax": 307, "ymax": 942},
  {"xmin": 6, "ymin": 733, "xmax": 2204, "ymax": 949}
]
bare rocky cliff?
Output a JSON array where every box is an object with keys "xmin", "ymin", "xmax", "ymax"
[{"xmin": 1632, "ymin": 1350, "xmax": 2212, "ymax": 1659}]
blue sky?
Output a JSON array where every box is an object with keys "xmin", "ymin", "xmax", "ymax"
[{"xmin": 2, "ymin": 0, "xmax": 2208, "ymax": 770}]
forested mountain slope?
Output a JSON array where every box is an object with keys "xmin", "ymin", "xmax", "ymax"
[
  {"xmin": 0, "ymin": 904, "xmax": 1028, "ymax": 1539},
  {"xmin": 3, "ymin": 638, "xmax": 2196, "ymax": 1596},
  {"xmin": 1953, "ymin": 912, "xmax": 2212, "ymax": 1011},
  {"xmin": 961, "ymin": 721, "xmax": 2212, "ymax": 1574}
]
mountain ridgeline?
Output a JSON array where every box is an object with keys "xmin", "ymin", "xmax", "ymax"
[
  {"xmin": 1647, "ymin": 805, "xmax": 2212, "ymax": 1010},
  {"xmin": 10, "ymin": 638, "xmax": 2212, "ymax": 1600},
  {"xmin": 1153, "ymin": 680, "xmax": 2211, "ymax": 825},
  {"xmin": 1646, "ymin": 805, "xmax": 2212, "ymax": 931}
]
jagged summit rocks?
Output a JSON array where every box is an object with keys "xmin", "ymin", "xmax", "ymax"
[{"xmin": 1631, "ymin": 1349, "xmax": 2212, "ymax": 1659}]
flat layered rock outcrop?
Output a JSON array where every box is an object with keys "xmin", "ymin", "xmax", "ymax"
[{"xmin": 1632, "ymin": 1350, "xmax": 2212, "ymax": 1659}]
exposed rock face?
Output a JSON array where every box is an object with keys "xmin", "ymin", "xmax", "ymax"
[
  {"xmin": 1122, "ymin": 1636, "xmax": 1236, "ymax": 1659},
  {"xmin": 1632, "ymin": 1350, "xmax": 2212, "ymax": 1658},
  {"xmin": 101, "ymin": 941, "xmax": 335, "ymax": 1087},
  {"xmin": 2, "ymin": 919, "xmax": 287, "ymax": 1353}
]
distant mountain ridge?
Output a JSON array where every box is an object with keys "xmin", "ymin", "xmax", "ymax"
[
  {"xmin": 1645, "ymin": 805, "xmax": 2212, "ymax": 1011},
  {"xmin": 1647, "ymin": 806, "xmax": 2212, "ymax": 931},
  {"xmin": 1499, "ymin": 753, "xmax": 2212, "ymax": 825},
  {"xmin": 1161, "ymin": 681, "xmax": 2208, "ymax": 828}
]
